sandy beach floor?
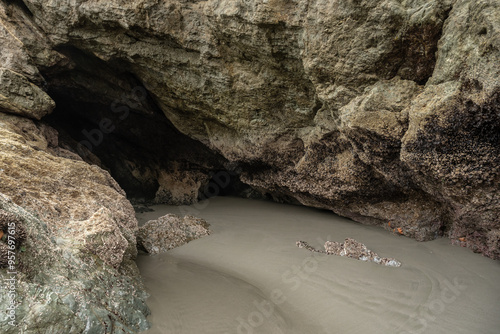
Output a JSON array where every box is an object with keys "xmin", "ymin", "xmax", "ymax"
[{"xmin": 136, "ymin": 197, "xmax": 500, "ymax": 334}]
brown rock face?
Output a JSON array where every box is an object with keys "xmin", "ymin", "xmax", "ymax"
[
  {"xmin": 0, "ymin": 100, "xmax": 150, "ymax": 330},
  {"xmin": 0, "ymin": 0, "xmax": 498, "ymax": 270}
]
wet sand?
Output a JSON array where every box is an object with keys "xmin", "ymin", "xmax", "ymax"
[{"xmin": 136, "ymin": 197, "xmax": 500, "ymax": 334}]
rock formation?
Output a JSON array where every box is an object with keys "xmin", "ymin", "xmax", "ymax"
[
  {"xmin": 0, "ymin": 194, "xmax": 150, "ymax": 333},
  {"xmin": 138, "ymin": 214, "xmax": 211, "ymax": 254},
  {"xmin": 297, "ymin": 238, "xmax": 402, "ymax": 267},
  {"xmin": 0, "ymin": 0, "xmax": 498, "ymax": 330}
]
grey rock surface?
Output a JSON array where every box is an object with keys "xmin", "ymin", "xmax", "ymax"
[
  {"xmin": 138, "ymin": 214, "xmax": 211, "ymax": 254},
  {"xmin": 0, "ymin": 194, "xmax": 150, "ymax": 334},
  {"xmin": 0, "ymin": 68, "xmax": 55, "ymax": 120}
]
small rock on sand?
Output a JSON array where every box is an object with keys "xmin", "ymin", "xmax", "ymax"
[
  {"xmin": 138, "ymin": 214, "xmax": 211, "ymax": 254},
  {"xmin": 297, "ymin": 238, "xmax": 401, "ymax": 267}
]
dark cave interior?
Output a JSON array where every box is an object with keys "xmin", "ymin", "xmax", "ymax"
[{"xmin": 41, "ymin": 46, "xmax": 248, "ymax": 204}]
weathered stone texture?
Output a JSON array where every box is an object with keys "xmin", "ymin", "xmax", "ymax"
[
  {"xmin": 0, "ymin": 194, "xmax": 150, "ymax": 334},
  {"xmin": 138, "ymin": 214, "xmax": 211, "ymax": 254}
]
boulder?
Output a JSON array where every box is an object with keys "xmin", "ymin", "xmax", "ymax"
[
  {"xmin": 0, "ymin": 194, "xmax": 150, "ymax": 334},
  {"xmin": 138, "ymin": 214, "xmax": 211, "ymax": 254},
  {"xmin": 0, "ymin": 110, "xmax": 150, "ymax": 332}
]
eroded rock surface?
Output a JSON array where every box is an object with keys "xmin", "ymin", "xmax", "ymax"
[
  {"xmin": 0, "ymin": 194, "xmax": 150, "ymax": 334},
  {"xmin": 138, "ymin": 214, "xmax": 211, "ymax": 254},
  {"xmin": 0, "ymin": 0, "xmax": 497, "ymax": 317}
]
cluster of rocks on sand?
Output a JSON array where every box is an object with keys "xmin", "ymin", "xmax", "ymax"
[{"xmin": 297, "ymin": 238, "xmax": 402, "ymax": 267}]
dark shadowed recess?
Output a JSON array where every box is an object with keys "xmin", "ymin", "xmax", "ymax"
[{"xmin": 42, "ymin": 46, "xmax": 249, "ymax": 203}]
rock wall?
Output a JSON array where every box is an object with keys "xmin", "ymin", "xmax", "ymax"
[
  {"xmin": 0, "ymin": 115, "xmax": 150, "ymax": 332},
  {"xmin": 0, "ymin": 0, "xmax": 497, "ymax": 293},
  {"xmin": 0, "ymin": 3, "xmax": 151, "ymax": 331}
]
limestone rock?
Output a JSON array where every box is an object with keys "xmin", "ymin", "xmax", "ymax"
[
  {"xmin": 0, "ymin": 113, "xmax": 137, "ymax": 249},
  {"xmin": 0, "ymin": 3, "xmax": 57, "ymax": 120},
  {"xmin": 323, "ymin": 241, "xmax": 342, "ymax": 255},
  {"xmin": 14, "ymin": 0, "xmax": 493, "ymax": 259},
  {"xmin": 154, "ymin": 169, "xmax": 210, "ymax": 205},
  {"xmin": 0, "ymin": 2, "xmax": 496, "ymax": 332},
  {"xmin": 138, "ymin": 214, "xmax": 211, "ymax": 254},
  {"xmin": 0, "ymin": 112, "xmax": 150, "ymax": 331}
]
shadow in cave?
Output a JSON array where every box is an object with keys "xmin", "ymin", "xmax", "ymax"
[
  {"xmin": 42, "ymin": 46, "xmax": 227, "ymax": 204},
  {"xmin": 201, "ymin": 170, "xmax": 259, "ymax": 200}
]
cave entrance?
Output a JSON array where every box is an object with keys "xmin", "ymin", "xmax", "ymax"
[
  {"xmin": 41, "ymin": 46, "xmax": 229, "ymax": 205},
  {"xmin": 201, "ymin": 170, "xmax": 256, "ymax": 199}
]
